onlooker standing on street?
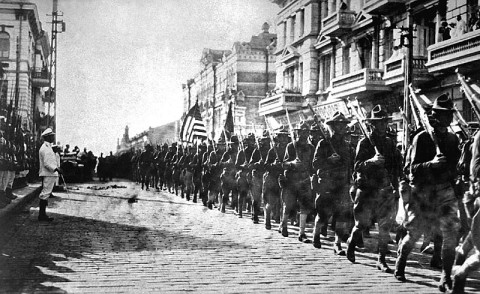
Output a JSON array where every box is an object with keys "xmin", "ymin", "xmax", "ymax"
[{"xmin": 38, "ymin": 128, "xmax": 61, "ymax": 222}]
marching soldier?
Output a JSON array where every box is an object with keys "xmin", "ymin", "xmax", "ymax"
[
  {"xmin": 280, "ymin": 121, "xmax": 315, "ymax": 242},
  {"xmin": 207, "ymin": 137, "xmax": 226, "ymax": 209},
  {"xmin": 139, "ymin": 144, "xmax": 155, "ymax": 191},
  {"xmin": 200, "ymin": 142, "xmax": 213, "ymax": 206},
  {"xmin": 155, "ymin": 143, "xmax": 168, "ymax": 190},
  {"xmin": 309, "ymin": 122, "xmax": 323, "ymax": 148},
  {"xmin": 164, "ymin": 143, "xmax": 176, "ymax": 193},
  {"xmin": 220, "ymin": 135, "xmax": 239, "ymax": 213},
  {"xmin": 191, "ymin": 142, "xmax": 206, "ymax": 203},
  {"xmin": 263, "ymin": 127, "xmax": 289, "ymax": 230},
  {"xmin": 172, "ymin": 145, "xmax": 184, "ymax": 196},
  {"xmin": 452, "ymin": 128, "xmax": 480, "ymax": 293},
  {"xmin": 394, "ymin": 95, "xmax": 461, "ymax": 292},
  {"xmin": 249, "ymin": 131, "xmax": 271, "ymax": 224},
  {"xmin": 346, "ymin": 105, "xmax": 399, "ymax": 274},
  {"xmin": 236, "ymin": 133, "xmax": 255, "ymax": 218},
  {"xmin": 312, "ymin": 112, "xmax": 353, "ymax": 254}
]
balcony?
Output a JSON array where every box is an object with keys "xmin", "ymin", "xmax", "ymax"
[
  {"xmin": 426, "ymin": 29, "xmax": 480, "ymax": 73},
  {"xmin": 330, "ymin": 68, "xmax": 390, "ymax": 99},
  {"xmin": 320, "ymin": 10, "xmax": 356, "ymax": 37},
  {"xmin": 383, "ymin": 56, "xmax": 431, "ymax": 86},
  {"xmin": 363, "ymin": 0, "xmax": 407, "ymax": 15},
  {"xmin": 32, "ymin": 68, "xmax": 50, "ymax": 87},
  {"xmin": 258, "ymin": 91, "xmax": 303, "ymax": 116}
]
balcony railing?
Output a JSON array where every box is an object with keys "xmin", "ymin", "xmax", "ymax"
[
  {"xmin": 258, "ymin": 91, "xmax": 303, "ymax": 116},
  {"xmin": 426, "ymin": 29, "xmax": 480, "ymax": 72},
  {"xmin": 32, "ymin": 68, "xmax": 50, "ymax": 87},
  {"xmin": 363, "ymin": 0, "xmax": 407, "ymax": 15},
  {"xmin": 383, "ymin": 56, "xmax": 430, "ymax": 85},
  {"xmin": 330, "ymin": 68, "xmax": 390, "ymax": 99},
  {"xmin": 320, "ymin": 10, "xmax": 356, "ymax": 37}
]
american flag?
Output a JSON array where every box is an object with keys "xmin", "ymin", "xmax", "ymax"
[{"xmin": 180, "ymin": 102, "xmax": 207, "ymax": 142}]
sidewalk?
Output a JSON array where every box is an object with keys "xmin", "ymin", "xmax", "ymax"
[{"xmin": 0, "ymin": 182, "xmax": 41, "ymax": 220}]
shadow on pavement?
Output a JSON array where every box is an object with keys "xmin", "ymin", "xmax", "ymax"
[{"xmin": 0, "ymin": 206, "xmax": 252, "ymax": 293}]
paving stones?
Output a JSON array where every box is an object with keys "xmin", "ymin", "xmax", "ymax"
[{"xmin": 0, "ymin": 180, "xmax": 479, "ymax": 293}]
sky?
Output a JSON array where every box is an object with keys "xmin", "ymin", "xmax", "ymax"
[{"xmin": 33, "ymin": 0, "xmax": 279, "ymax": 155}]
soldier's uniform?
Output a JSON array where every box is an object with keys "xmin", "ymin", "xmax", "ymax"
[
  {"xmin": 263, "ymin": 127, "xmax": 289, "ymax": 230},
  {"xmin": 155, "ymin": 143, "xmax": 168, "ymax": 190},
  {"xmin": 235, "ymin": 134, "xmax": 255, "ymax": 218},
  {"xmin": 207, "ymin": 139, "xmax": 226, "ymax": 209},
  {"xmin": 220, "ymin": 136, "xmax": 239, "ymax": 213},
  {"xmin": 139, "ymin": 144, "xmax": 155, "ymax": 191},
  {"xmin": 280, "ymin": 121, "xmax": 315, "ymax": 242},
  {"xmin": 249, "ymin": 131, "xmax": 271, "ymax": 224},
  {"xmin": 452, "ymin": 128, "xmax": 480, "ymax": 293},
  {"xmin": 200, "ymin": 143, "xmax": 213, "ymax": 206},
  {"xmin": 0, "ymin": 131, "xmax": 12, "ymax": 207},
  {"xmin": 312, "ymin": 112, "xmax": 353, "ymax": 254},
  {"xmin": 347, "ymin": 105, "xmax": 399, "ymax": 273},
  {"xmin": 172, "ymin": 146, "xmax": 184, "ymax": 196},
  {"xmin": 164, "ymin": 144, "xmax": 176, "ymax": 193},
  {"xmin": 191, "ymin": 143, "xmax": 206, "ymax": 203},
  {"xmin": 395, "ymin": 95, "xmax": 460, "ymax": 292}
]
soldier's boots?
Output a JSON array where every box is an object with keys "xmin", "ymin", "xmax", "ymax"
[
  {"xmin": 346, "ymin": 237, "xmax": 356, "ymax": 263},
  {"xmin": 334, "ymin": 243, "xmax": 345, "ymax": 256},
  {"xmin": 451, "ymin": 274, "xmax": 466, "ymax": 294},
  {"xmin": 298, "ymin": 233, "xmax": 311, "ymax": 243},
  {"xmin": 38, "ymin": 199, "xmax": 54, "ymax": 222},
  {"xmin": 207, "ymin": 201, "xmax": 213, "ymax": 210},
  {"xmin": 5, "ymin": 188, "xmax": 17, "ymax": 200},
  {"xmin": 438, "ymin": 273, "xmax": 453, "ymax": 292},
  {"xmin": 376, "ymin": 255, "xmax": 393, "ymax": 273},
  {"xmin": 394, "ymin": 258, "xmax": 407, "ymax": 282},
  {"xmin": 313, "ymin": 236, "xmax": 321, "ymax": 249},
  {"xmin": 281, "ymin": 226, "xmax": 288, "ymax": 237},
  {"xmin": 264, "ymin": 208, "xmax": 271, "ymax": 230}
]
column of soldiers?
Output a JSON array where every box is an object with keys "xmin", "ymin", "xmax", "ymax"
[{"xmin": 128, "ymin": 93, "xmax": 480, "ymax": 293}]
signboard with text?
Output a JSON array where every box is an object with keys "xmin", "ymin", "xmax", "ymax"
[{"xmin": 313, "ymin": 99, "xmax": 349, "ymax": 120}]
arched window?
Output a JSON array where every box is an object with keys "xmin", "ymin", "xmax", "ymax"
[{"xmin": 0, "ymin": 32, "xmax": 10, "ymax": 58}]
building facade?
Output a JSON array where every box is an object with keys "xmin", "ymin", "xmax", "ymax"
[
  {"xmin": 183, "ymin": 23, "xmax": 277, "ymax": 139},
  {"xmin": 0, "ymin": 0, "xmax": 50, "ymax": 134},
  {"xmin": 263, "ymin": 0, "xmax": 480, "ymax": 138},
  {"xmin": 116, "ymin": 122, "xmax": 180, "ymax": 154}
]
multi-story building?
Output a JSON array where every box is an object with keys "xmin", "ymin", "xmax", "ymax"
[
  {"xmin": 116, "ymin": 122, "xmax": 180, "ymax": 153},
  {"xmin": 0, "ymin": 0, "xmax": 50, "ymax": 133},
  {"xmin": 264, "ymin": 0, "xmax": 480, "ymax": 137},
  {"xmin": 183, "ymin": 23, "xmax": 276, "ymax": 139}
]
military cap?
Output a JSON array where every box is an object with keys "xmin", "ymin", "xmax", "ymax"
[
  {"xmin": 310, "ymin": 122, "xmax": 321, "ymax": 131},
  {"xmin": 366, "ymin": 105, "xmax": 388, "ymax": 121},
  {"xmin": 432, "ymin": 93, "xmax": 455, "ymax": 112},
  {"xmin": 325, "ymin": 111, "xmax": 350, "ymax": 125},
  {"xmin": 294, "ymin": 120, "xmax": 310, "ymax": 130},
  {"xmin": 246, "ymin": 133, "xmax": 256, "ymax": 141},
  {"xmin": 230, "ymin": 135, "xmax": 239, "ymax": 144},
  {"xmin": 41, "ymin": 128, "xmax": 55, "ymax": 137}
]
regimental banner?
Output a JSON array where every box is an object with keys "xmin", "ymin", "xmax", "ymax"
[{"xmin": 313, "ymin": 99, "xmax": 349, "ymax": 120}]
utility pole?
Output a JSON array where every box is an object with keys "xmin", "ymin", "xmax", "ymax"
[
  {"xmin": 400, "ymin": 5, "xmax": 414, "ymax": 154},
  {"xmin": 47, "ymin": 0, "xmax": 65, "ymax": 139}
]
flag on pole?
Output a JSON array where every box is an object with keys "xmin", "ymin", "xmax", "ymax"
[
  {"xmin": 224, "ymin": 102, "xmax": 234, "ymax": 138},
  {"xmin": 180, "ymin": 102, "xmax": 207, "ymax": 143}
]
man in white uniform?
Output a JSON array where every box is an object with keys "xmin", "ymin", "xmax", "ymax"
[{"xmin": 38, "ymin": 128, "xmax": 61, "ymax": 221}]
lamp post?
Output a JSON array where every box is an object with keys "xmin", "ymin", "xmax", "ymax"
[{"xmin": 400, "ymin": 5, "xmax": 414, "ymax": 154}]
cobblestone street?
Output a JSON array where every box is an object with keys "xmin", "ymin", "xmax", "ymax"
[{"xmin": 0, "ymin": 180, "xmax": 479, "ymax": 293}]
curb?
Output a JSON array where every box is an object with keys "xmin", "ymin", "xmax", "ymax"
[{"xmin": 0, "ymin": 183, "xmax": 42, "ymax": 221}]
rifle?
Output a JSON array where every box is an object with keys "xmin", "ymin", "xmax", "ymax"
[
  {"xmin": 347, "ymin": 98, "xmax": 382, "ymax": 156},
  {"xmin": 408, "ymin": 84, "xmax": 442, "ymax": 156},
  {"xmin": 457, "ymin": 71, "xmax": 480, "ymax": 120},
  {"xmin": 284, "ymin": 108, "xmax": 297, "ymax": 154},
  {"xmin": 307, "ymin": 104, "xmax": 338, "ymax": 155},
  {"xmin": 251, "ymin": 123, "xmax": 263, "ymax": 161},
  {"xmin": 452, "ymin": 104, "xmax": 472, "ymax": 139},
  {"xmin": 264, "ymin": 116, "xmax": 279, "ymax": 159}
]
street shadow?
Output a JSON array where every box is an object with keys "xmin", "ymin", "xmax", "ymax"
[{"xmin": 0, "ymin": 207, "xmax": 252, "ymax": 293}]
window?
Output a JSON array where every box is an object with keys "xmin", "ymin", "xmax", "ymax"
[
  {"xmin": 299, "ymin": 10, "xmax": 305, "ymax": 36},
  {"xmin": 0, "ymin": 32, "xmax": 10, "ymax": 58},
  {"xmin": 291, "ymin": 16, "xmax": 296, "ymax": 43},
  {"xmin": 320, "ymin": 54, "xmax": 331, "ymax": 91},
  {"xmin": 358, "ymin": 37, "xmax": 372, "ymax": 68},
  {"xmin": 0, "ymin": 81, "xmax": 7, "ymax": 110},
  {"xmin": 343, "ymin": 46, "xmax": 350, "ymax": 75}
]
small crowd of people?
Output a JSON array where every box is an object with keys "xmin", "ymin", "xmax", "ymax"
[
  {"xmin": 125, "ymin": 93, "xmax": 479, "ymax": 293},
  {"xmin": 440, "ymin": 10, "xmax": 480, "ymax": 41}
]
